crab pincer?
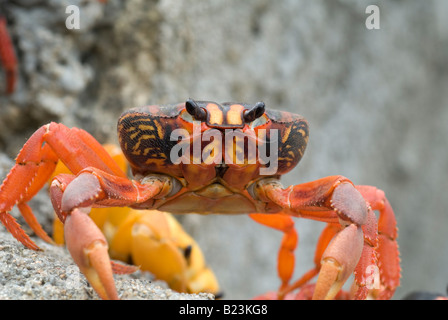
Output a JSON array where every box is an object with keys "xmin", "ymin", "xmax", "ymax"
[{"xmin": 64, "ymin": 207, "xmax": 118, "ymax": 299}]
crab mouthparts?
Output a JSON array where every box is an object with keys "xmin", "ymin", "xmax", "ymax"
[{"xmin": 194, "ymin": 183, "xmax": 234, "ymax": 199}]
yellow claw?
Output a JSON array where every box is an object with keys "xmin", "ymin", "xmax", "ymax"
[
  {"xmin": 164, "ymin": 213, "xmax": 219, "ymax": 294},
  {"xmin": 109, "ymin": 209, "xmax": 220, "ymax": 295},
  {"xmin": 130, "ymin": 211, "xmax": 189, "ymax": 292}
]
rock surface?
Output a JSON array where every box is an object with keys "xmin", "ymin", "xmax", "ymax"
[{"xmin": 0, "ymin": 231, "xmax": 214, "ymax": 300}]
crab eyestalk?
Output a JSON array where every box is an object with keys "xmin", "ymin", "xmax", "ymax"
[
  {"xmin": 243, "ymin": 102, "xmax": 265, "ymax": 123},
  {"xmin": 186, "ymin": 99, "xmax": 207, "ymax": 121}
]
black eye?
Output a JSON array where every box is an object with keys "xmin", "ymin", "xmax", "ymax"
[
  {"xmin": 186, "ymin": 99, "xmax": 207, "ymax": 121},
  {"xmin": 183, "ymin": 245, "xmax": 192, "ymax": 262},
  {"xmin": 244, "ymin": 102, "xmax": 265, "ymax": 123}
]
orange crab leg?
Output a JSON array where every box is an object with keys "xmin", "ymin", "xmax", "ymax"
[
  {"xmin": 0, "ymin": 129, "xmax": 59, "ymax": 249},
  {"xmin": 356, "ymin": 185, "xmax": 400, "ymax": 299},
  {"xmin": 0, "ymin": 17, "xmax": 17, "ymax": 94},
  {"xmin": 50, "ymin": 170, "xmax": 168, "ymax": 300},
  {"xmin": 17, "ymin": 203, "xmax": 55, "ymax": 244},
  {"xmin": 256, "ymin": 176, "xmax": 373, "ymax": 299},
  {"xmin": 50, "ymin": 167, "xmax": 169, "ymax": 218},
  {"xmin": 0, "ymin": 123, "xmax": 126, "ymax": 249},
  {"xmin": 43, "ymin": 123, "xmax": 126, "ymax": 178},
  {"xmin": 284, "ymin": 208, "xmax": 378, "ymax": 300},
  {"xmin": 249, "ymin": 213, "xmax": 298, "ymax": 297},
  {"xmin": 270, "ymin": 199, "xmax": 382, "ymax": 300},
  {"xmin": 255, "ymin": 176, "xmax": 400, "ymax": 300},
  {"xmin": 0, "ymin": 123, "xmax": 168, "ymax": 299}
]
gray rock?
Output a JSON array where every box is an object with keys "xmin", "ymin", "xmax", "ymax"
[{"xmin": 0, "ymin": 231, "xmax": 213, "ymax": 300}]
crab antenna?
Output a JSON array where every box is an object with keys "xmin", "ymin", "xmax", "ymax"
[
  {"xmin": 186, "ymin": 99, "xmax": 207, "ymax": 121},
  {"xmin": 244, "ymin": 101, "xmax": 265, "ymax": 123}
]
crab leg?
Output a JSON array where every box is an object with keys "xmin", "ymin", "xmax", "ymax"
[
  {"xmin": 0, "ymin": 123, "xmax": 167, "ymax": 299},
  {"xmin": 0, "ymin": 123, "xmax": 125, "ymax": 249},
  {"xmin": 0, "ymin": 129, "xmax": 59, "ymax": 249},
  {"xmin": 0, "ymin": 17, "xmax": 17, "ymax": 94},
  {"xmin": 255, "ymin": 176, "xmax": 372, "ymax": 299},
  {"xmin": 49, "ymin": 167, "xmax": 170, "ymax": 222},
  {"xmin": 49, "ymin": 168, "xmax": 170, "ymax": 300},
  {"xmin": 281, "ymin": 206, "xmax": 379, "ymax": 300},
  {"xmin": 356, "ymin": 185, "xmax": 400, "ymax": 299},
  {"xmin": 249, "ymin": 213, "xmax": 298, "ymax": 297}
]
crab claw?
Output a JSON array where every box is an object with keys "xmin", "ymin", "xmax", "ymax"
[
  {"xmin": 64, "ymin": 208, "xmax": 118, "ymax": 300},
  {"xmin": 313, "ymin": 224, "xmax": 364, "ymax": 300}
]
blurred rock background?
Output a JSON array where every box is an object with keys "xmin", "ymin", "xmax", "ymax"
[{"xmin": 0, "ymin": 0, "xmax": 447, "ymax": 299}]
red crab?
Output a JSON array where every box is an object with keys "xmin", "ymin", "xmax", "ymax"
[{"xmin": 0, "ymin": 99, "xmax": 400, "ymax": 299}]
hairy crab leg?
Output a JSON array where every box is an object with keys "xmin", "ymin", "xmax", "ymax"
[
  {"xmin": 0, "ymin": 123, "xmax": 163, "ymax": 299},
  {"xmin": 0, "ymin": 129, "xmax": 59, "ymax": 248},
  {"xmin": 0, "ymin": 123, "xmax": 126, "ymax": 249},
  {"xmin": 282, "ymin": 207, "xmax": 378, "ymax": 300},
  {"xmin": 50, "ymin": 167, "xmax": 170, "ymax": 220},
  {"xmin": 355, "ymin": 185, "xmax": 400, "ymax": 299},
  {"xmin": 49, "ymin": 168, "xmax": 170, "ymax": 299},
  {"xmin": 255, "ymin": 175, "xmax": 381, "ymax": 299}
]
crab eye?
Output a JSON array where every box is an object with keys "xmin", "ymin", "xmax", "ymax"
[{"xmin": 185, "ymin": 99, "xmax": 207, "ymax": 121}]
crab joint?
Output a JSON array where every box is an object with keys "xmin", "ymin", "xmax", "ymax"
[
  {"xmin": 138, "ymin": 173, "xmax": 182, "ymax": 199},
  {"xmin": 248, "ymin": 178, "xmax": 286, "ymax": 203}
]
